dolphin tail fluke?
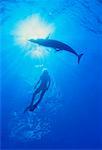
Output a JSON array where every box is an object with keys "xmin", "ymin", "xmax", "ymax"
[{"xmin": 78, "ymin": 53, "xmax": 83, "ymax": 64}]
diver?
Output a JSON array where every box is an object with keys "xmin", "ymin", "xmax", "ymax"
[{"xmin": 24, "ymin": 69, "xmax": 51, "ymax": 113}]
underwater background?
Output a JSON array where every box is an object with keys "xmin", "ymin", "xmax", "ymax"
[{"xmin": 1, "ymin": 0, "xmax": 102, "ymax": 149}]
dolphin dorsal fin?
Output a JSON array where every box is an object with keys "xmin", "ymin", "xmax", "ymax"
[{"xmin": 46, "ymin": 33, "xmax": 50, "ymax": 39}]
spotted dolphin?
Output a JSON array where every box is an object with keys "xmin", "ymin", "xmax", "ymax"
[{"xmin": 29, "ymin": 38, "xmax": 83, "ymax": 64}]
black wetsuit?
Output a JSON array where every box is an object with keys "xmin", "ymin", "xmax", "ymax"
[{"xmin": 24, "ymin": 70, "xmax": 50, "ymax": 112}]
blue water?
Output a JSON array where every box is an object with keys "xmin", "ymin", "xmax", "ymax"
[{"xmin": 1, "ymin": 0, "xmax": 102, "ymax": 149}]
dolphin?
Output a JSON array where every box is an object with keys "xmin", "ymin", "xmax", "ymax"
[{"xmin": 29, "ymin": 38, "xmax": 83, "ymax": 64}]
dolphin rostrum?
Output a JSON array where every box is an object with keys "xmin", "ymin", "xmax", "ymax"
[{"xmin": 29, "ymin": 38, "xmax": 83, "ymax": 64}]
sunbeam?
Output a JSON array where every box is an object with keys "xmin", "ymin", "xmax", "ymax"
[{"xmin": 13, "ymin": 14, "xmax": 54, "ymax": 45}]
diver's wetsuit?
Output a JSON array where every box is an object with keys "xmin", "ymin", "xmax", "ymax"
[{"xmin": 24, "ymin": 70, "xmax": 51, "ymax": 112}]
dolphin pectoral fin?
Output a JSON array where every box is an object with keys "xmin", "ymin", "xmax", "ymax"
[{"xmin": 55, "ymin": 48, "xmax": 60, "ymax": 52}]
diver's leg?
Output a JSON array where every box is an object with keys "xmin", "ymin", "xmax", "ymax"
[
  {"xmin": 30, "ymin": 87, "xmax": 42, "ymax": 105},
  {"xmin": 36, "ymin": 90, "xmax": 45, "ymax": 105},
  {"xmin": 29, "ymin": 90, "xmax": 46, "ymax": 111},
  {"xmin": 30, "ymin": 91, "xmax": 37, "ymax": 106},
  {"xmin": 24, "ymin": 88, "xmax": 40, "ymax": 113}
]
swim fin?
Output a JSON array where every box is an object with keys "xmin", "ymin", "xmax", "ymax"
[
  {"xmin": 23, "ymin": 106, "xmax": 30, "ymax": 113},
  {"xmin": 29, "ymin": 103, "xmax": 38, "ymax": 111}
]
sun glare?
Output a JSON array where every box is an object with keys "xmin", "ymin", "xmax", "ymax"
[{"xmin": 13, "ymin": 14, "xmax": 54, "ymax": 46}]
